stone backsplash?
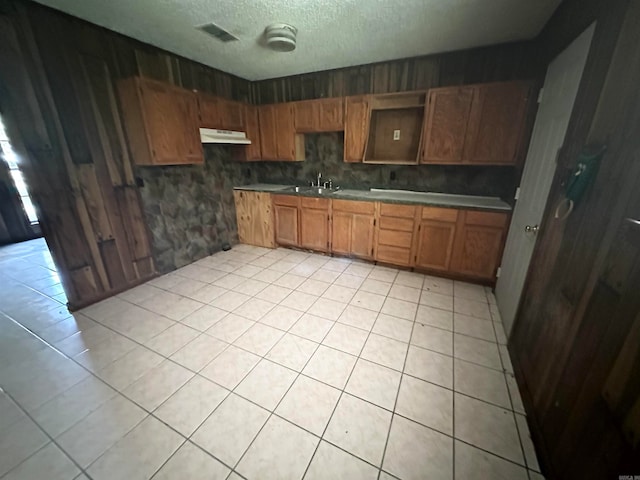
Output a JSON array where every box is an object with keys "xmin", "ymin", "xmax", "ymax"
[
  {"xmin": 137, "ymin": 133, "xmax": 517, "ymax": 273},
  {"xmin": 249, "ymin": 133, "xmax": 518, "ymax": 200},
  {"xmin": 137, "ymin": 145, "xmax": 256, "ymax": 273}
]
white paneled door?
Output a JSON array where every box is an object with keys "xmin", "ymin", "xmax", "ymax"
[{"xmin": 495, "ymin": 23, "xmax": 595, "ymax": 336}]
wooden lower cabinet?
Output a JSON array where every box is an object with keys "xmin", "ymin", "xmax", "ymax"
[
  {"xmin": 299, "ymin": 197, "xmax": 330, "ymax": 252},
  {"xmin": 331, "ymin": 200, "xmax": 375, "ymax": 259},
  {"xmin": 414, "ymin": 207, "xmax": 459, "ymax": 271},
  {"xmin": 449, "ymin": 210, "xmax": 508, "ymax": 279},
  {"xmin": 273, "ymin": 195, "xmax": 299, "ymax": 247},
  {"xmin": 233, "ymin": 190, "xmax": 275, "ymax": 248},
  {"xmin": 375, "ymin": 203, "xmax": 417, "ymax": 266}
]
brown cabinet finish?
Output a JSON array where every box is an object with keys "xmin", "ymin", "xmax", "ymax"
[
  {"xmin": 344, "ymin": 96, "xmax": 371, "ymax": 162},
  {"xmin": 219, "ymin": 99, "xmax": 245, "ymax": 131},
  {"xmin": 331, "ymin": 200, "xmax": 375, "ymax": 259},
  {"xmin": 294, "ymin": 101, "xmax": 317, "ymax": 132},
  {"xmin": 422, "ymin": 87, "xmax": 474, "ymax": 164},
  {"xmin": 464, "ymin": 82, "xmax": 529, "ymax": 165},
  {"xmin": 375, "ymin": 202, "xmax": 417, "ymax": 267},
  {"xmin": 273, "ymin": 198, "xmax": 299, "ymax": 247},
  {"xmin": 275, "ymin": 103, "xmax": 296, "ymax": 160},
  {"xmin": 422, "ymin": 81, "xmax": 529, "ymax": 165},
  {"xmin": 198, "ymin": 94, "xmax": 244, "ymax": 131},
  {"xmin": 414, "ymin": 216, "xmax": 458, "ymax": 271},
  {"xmin": 317, "ymin": 98, "xmax": 344, "ymax": 131},
  {"xmin": 300, "ymin": 204, "xmax": 330, "ymax": 252},
  {"xmin": 233, "ymin": 190, "xmax": 275, "ymax": 248},
  {"xmin": 118, "ymin": 77, "xmax": 203, "ymax": 165},
  {"xmin": 258, "ymin": 105, "xmax": 278, "ymax": 160},
  {"xmin": 242, "ymin": 105, "xmax": 262, "ymax": 161},
  {"xmin": 449, "ymin": 210, "xmax": 508, "ymax": 279}
]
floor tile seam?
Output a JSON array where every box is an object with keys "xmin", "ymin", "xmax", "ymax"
[
  {"xmin": 409, "ymin": 334, "xmax": 508, "ymax": 374},
  {"xmin": 298, "ymin": 313, "xmax": 379, "ymax": 479},
  {"xmin": 1, "ymin": 388, "xmax": 99, "ymax": 479},
  {"xmin": 223, "ymin": 291, "xmax": 338, "ymax": 476}
]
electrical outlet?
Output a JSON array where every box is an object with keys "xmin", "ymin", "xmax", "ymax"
[{"xmin": 393, "ymin": 129, "xmax": 401, "ymax": 141}]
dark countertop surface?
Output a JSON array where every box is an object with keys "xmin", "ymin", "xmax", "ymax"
[{"xmin": 234, "ymin": 184, "xmax": 512, "ymax": 212}]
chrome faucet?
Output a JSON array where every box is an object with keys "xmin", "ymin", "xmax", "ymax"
[{"xmin": 316, "ymin": 172, "xmax": 322, "ymax": 187}]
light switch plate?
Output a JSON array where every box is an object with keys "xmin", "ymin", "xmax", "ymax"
[{"xmin": 393, "ymin": 130, "xmax": 400, "ymax": 141}]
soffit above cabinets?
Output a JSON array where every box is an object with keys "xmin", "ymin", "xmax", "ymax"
[{"xmin": 32, "ymin": 0, "xmax": 561, "ymax": 81}]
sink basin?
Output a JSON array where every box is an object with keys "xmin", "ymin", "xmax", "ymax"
[
  {"xmin": 332, "ymin": 189, "xmax": 368, "ymax": 197},
  {"xmin": 283, "ymin": 186, "xmax": 333, "ymax": 196}
]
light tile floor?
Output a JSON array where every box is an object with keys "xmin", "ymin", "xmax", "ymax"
[{"xmin": 0, "ymin": 238, "xmax": 544, "ymax": 479}]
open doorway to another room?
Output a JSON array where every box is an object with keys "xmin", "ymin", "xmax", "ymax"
[{"xmin": 0, "ymin": 113, "xmax": 68, "ymax": 307}]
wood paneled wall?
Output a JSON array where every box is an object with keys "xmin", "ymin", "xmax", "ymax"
[
  {"xmin": 0, "ymin": 0, "xmax": 251, "ymax": 308},
  {"xmin": 509, "ymin": 0, "xmax": 640, "ymax": 477},
  {"xmin": 251, "ymin": 42, "xmax": 539, "ymax": 103}
]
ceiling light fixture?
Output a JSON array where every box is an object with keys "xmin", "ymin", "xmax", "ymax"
[{"xmin": 264, "ymin": 23, "xmax": 297, "ymax": 52}]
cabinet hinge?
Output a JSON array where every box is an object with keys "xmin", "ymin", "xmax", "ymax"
[
  {"xmin": 514, "ymin": 186, "xmax": 521, "ymax": 200},
  {"xmin": 496, "ymin": 267, "xmax": 502, "ymax": 278},
  {"xmin": 537, "ymin": 88, "xmax": 544, "ymax": 104}
]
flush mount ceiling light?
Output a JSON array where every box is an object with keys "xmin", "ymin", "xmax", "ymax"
[{"xmin": 264, "ymin": 23, "xmax": 297, "ymax": 52}]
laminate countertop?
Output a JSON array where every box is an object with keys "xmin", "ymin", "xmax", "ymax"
[{"xmin": 233, "ymin": 184, "xmax": 512, "ymax": 212}]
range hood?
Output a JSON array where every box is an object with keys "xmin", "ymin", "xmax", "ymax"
[{"xmin": 199, "ymin": 128, "xmax": 252, "ymax": 145}]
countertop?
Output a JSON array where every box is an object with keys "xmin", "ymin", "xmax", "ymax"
[{"xmin": 233, "ymin": 184, "xmax": 512, "ymax": 212}]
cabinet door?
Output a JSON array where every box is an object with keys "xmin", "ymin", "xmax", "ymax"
[
  {"xmin": 176, "ymin": 90, "xmax": 204, "ymax": 163},
  {"xmin": 300, "ymin": 207, "xmax": 329, "ymax": 252},
  {"xmin": 318, "ymin": 98, "xmax": 344, "ymax": 131},
  {"xmin": 274, "ymin": 204, "xmax": 299, "ymax": 246},
  {"xmin": 331, "ymin": 212, "xmax": 352, "ymax": 255},
  {"xmin": 344, "ymin": 96, "xmax": 370, "ymax": 162},
  {"xmin": 450, "ymin": 211, "xmax": 508, "ymax": 279},
  {"xmin": 198, "ymin": 94, "xmax": 221, "ymax": 129},
  {"xmin": 294, "ymin": 101, "xmax": 318, "ymax": 132},
  {"xmin": 243, "ymin": 105, "xmax": 261, "ymax": 161},
  {"xmin": 219, "ymin": 99, "xmax": 245, "ymax": 130},
  {"xmin": 275, "ymin": 103, "xmax": 296, "ymax": 160},
  {"xmin": 421, "ymin": 86, "xmax": 474, "ymax": 164},
  {"xmin": 258, "ymin": 105, "xmax": 278, "ymax": 160},
  {"xmin": 414, "ymin": 220, "xmax": 457, "ymax": 271},
  {"xmin": 351, "ymin": 213, "xmax": 375, "ymax": 259},
  {"xmin": 233, "ymin": 191, "xmax": 275, "ymax": 248},
  {"xmin": 464, "ymin": 82, "xmax": 529, "ymax": 165}
]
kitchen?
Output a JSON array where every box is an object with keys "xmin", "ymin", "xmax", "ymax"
[{"xmin": 0, "ymin": 0, "xmax": 639, "ymax": 479}]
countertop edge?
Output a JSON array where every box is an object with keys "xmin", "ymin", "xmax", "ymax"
[{"xmin": 233, "ymin": 185, "xmax": 512, "ymax": 212}]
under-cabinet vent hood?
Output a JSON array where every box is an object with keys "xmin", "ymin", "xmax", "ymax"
[{"xmin": 199, "ymin": 128, "xmax": 251, "ymax": 145}]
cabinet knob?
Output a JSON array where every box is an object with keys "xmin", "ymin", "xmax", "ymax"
[{"xmin": 524, "ymin": 224, "xmax": 539, "ymax": 234}]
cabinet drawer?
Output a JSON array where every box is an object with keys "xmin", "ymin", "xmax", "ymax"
[
  {"xmin": 300, "ymin": 197, "xmax": 330, "ymax": 209},
  {"xmin": 376, "ymin": 245, "xmax": 412, "ymax": 266},
  {"xmin": 378, "ymin": 229, "xmax": 413, "ymax": 249},
  {"xmin": 332, "ymin": 199, "xmax": 375, "ymax": 215},
  {"xmin": 421, "ymin": 206, "xmax": 459, "ymax": 222},
  {"xmin": 378, "ymin": 216, "xmax": 414, "ymax": 232},
  {"xmin": 379, "ymin": 203, "xmax": 416, "ymax": 218},
  {"xmin": 272, "ymin": 194, "xmax": 299, "ymax": 207},
  {"xmin": 465, "ymin": 210, "xmax": 508, "ymax": 228}
]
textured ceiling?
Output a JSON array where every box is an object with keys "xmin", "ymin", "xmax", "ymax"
[{"xmin": 33, "ymin": 0, "xmax": 561, "ymax": 80}]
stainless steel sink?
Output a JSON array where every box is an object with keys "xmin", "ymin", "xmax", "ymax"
[{"xmin": 283, "ymin": 186, "xmax": 333, "ymax": 196}]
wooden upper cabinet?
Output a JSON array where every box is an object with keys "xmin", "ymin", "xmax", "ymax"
[
  {"xmin": 450, "ymin": 210, "xmax": 509, "ymax": 280},
  {"xmin": 219, "ymin": 99, "xmax": 245, "ymax": 130},
  {"xmin": 464, "ymin": 82, "xmax": 529, "ymax": 165},
  {"xmin": 294, "ymin": 101, "xmax": 317, "ymax": 132},
  {"xmin": 198, "ymin": 94, "xmax": 244, "ymax": 130},
  {"xmin": 275, "ymin": 103, "xmax": 296, "ymax": 160},
  {"xmin": 344, "ymin": 96, "xmax": 371, "ymax": 162},
  {"xmin": 118, "ymin": 76, "xmax": 203, "ymax": 165},
  {"xmin": 258, "ymin": 105, "xmax": 278, "ymax": 160},
  {"xmin": 317, "ymin": 98, "xmax": 344, "ymax": 131},
  {"xmin": 421, "ymin": 86, "xmax": 474, "ymax": 164},
  {"xmin": 242, "ymin": 105, "xmax": 262, "ymax": 161},
  {"xmin": 422, "ymin": 81, "xmax": 530, "ymax": 165}
]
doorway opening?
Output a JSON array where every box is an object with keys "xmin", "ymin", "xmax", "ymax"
[{"xmin": 0, "ymin": 113, "xmax": 42, "ymax": 244}]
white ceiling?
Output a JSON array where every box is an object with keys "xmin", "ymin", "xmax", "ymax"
[{"xmin": 33, "ymin": 0, "xmax": 561, "ymax": 81}]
